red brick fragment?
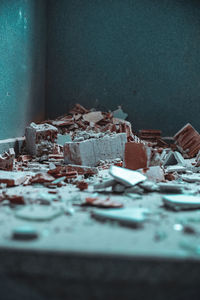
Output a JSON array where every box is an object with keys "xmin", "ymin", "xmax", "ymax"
[
  {"xmin": 48, "ymin": 154, "xmax": 64, "ymax": 159},
  {"xmin": 174, "ymin": 123, "xmax": 200, "ymax": 158},
  {"xmin": 83, "ymin": 197, "xmax": 123, "ymax": 208},
  {"xmin": 65, "ymin": 171, "xmax": 78, "ymax": 179},
  {"xmin": 31, "ymin": 173, "xmax": 55, "ymax": 184},
  {"xmin": 139, "ymin": 129, "xmax": 161, "ymax": 140},
  {"xmin": 165, "ymin": 173, "xmax": 176, "ymax": 181},
  {"xmin": 18, "ymin": 155, "xmax": 32, "ymax": 162},
  {"xmin": 125, "ymin": 142, "xmax": 148, "ymax": 170},
  {"xmin": 76, "ymin": 181, "xmax": 88, "ymax": 191},
  {"xmin": 3, "ymin": 191, "xmax": 24, "ymax": 204},
  {"xmin": 48, "ymin": 165, "xmax": 98, "ymax": 177}
]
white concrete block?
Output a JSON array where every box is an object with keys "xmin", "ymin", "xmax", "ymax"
[{"xmin": 64, "ymin": 133, "xmax": 127, "ymax": 166}]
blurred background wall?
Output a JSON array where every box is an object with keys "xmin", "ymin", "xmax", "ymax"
[
  {"xmin": 1, "ymin": 0, "xmax": 200, "ymax": 138},
  {"xmin": 46, "ymin": 0, "xmax": 200, "ymax": 136},
  {"xmin": 0, "ymin": 0, "xmax": 46, "ymax": 139}
]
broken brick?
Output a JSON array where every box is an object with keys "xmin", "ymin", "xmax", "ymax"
[
  {"xmin": 31, "ymin": 173, "xmax": 55, "ymax": 184},
  {"xmin": 83, "ymin": 197, "xmax": 123, "ymax": 208},
  {"xmin": 125, "ymin": 142, "xmax": 149, "ymax": 170},
  {"xmin": 76, "ymin": 181, "xmax": 88, "ymax": 191},
  {"xmin": 174, "ymin": 123, "xmax": 200, "ymax": 158}
]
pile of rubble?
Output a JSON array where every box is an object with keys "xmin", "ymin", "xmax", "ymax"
[{"xmin": 0, "ymin": 104, "xmax": 200, "ymax": 242}]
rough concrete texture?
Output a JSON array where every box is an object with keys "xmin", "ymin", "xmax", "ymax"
[
  {"xmin": 64, "ymin": 133, "xmax": 127, "ymax": 166},
  {"xmin": 25, "ymin": 123, "xmax": 58, "ymax": 156}
]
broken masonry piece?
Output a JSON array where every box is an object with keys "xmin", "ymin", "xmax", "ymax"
[
  {"xmin": 124, "ymin": 142, "xmax": 150, "ymax": 170},
  {"xmin": 25, "ymin": 122, "xmax": 58, "ymax": 156},
  {"xmin": 109, "ymin": 165, "xmax": 146, "ymax": 186},
  {"xmin": 163, "ymin": 151, "xmax": 186, "ymax": 167},
  {"xmin": 162, "ymin": 194, "xmax": 200, "ymax": 210},
  {"xmin": 64, "ymin": 133, "xmax": 127, "ymax": 167},
  {"xmin": 83, "ymin": 197, "xmax": 123, "ymax": 208},
  {"xmin": 174, "ymin": 123, "xmax": 200, "ymax": 158},
  {"xmin": 139, "ymin": 166, "xmax": 165, "ymax": 182}
]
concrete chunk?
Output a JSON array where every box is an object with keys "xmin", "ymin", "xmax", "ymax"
[
  {"xmin": 25, "ymin": 122, "xmax": 58, "ymax": 156},
  {"xmin": 163, "ymin": 151, "xmax": 185, "ymax": 167},
  {"xmin": 64, "ymin": 133, "xmax": 127, "ymax": 166}
]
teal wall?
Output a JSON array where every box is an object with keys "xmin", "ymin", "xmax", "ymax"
[
  {"xmin": 0, "ymin": 0, "xmax": 46, "ymax": 139},
  {"xmin": 1, "ymin": 1, "xmax": 200, "ymax": 138},
  {"xmin": 46, "ymin": 0, "xmax": 200, "ymax": 136}
]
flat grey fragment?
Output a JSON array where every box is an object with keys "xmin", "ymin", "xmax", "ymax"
[
  {"xmin": 92, "ymin": 208, "xmax": 149, "ymax": 227},
  {"xmin": 165, "ymin": 165, "xmax": 186, "ymax": 173},
  {"xmin": 139, "ymin": 181, "xmax": 159, "ymax": 192},
  {"xmin": 158, "ymin": 183, "xmax": 185, "ymax": 193},
  {"xmin": 109, "ymin": 165, "xmax": 146, "ymax": 187},
  {"xmin": 162, "ymin": 194, "xmax": 200, "ymax": 210},
  {"xmin": 15, "ymin": 205, "xmax": 63, "ymax": 221},
  {"xmin": 181, "ymin": 174, "xmax": 200, "ymax": 183},
  {"xmin": 112, "ymin": 106, "xmax": 128, "ymax": 120},
  {"xmin": 12, "ymin": 226, "xmax": 38, "ymax": 240},
  {"xmin": 163, "ymin": 151, "xmax": 186, "ymax": 167}
]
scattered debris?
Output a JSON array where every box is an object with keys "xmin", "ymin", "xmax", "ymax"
[
  {"xmin": 0, "ymin": 104, "xmax": 200, "ymax": 255},
  {"xmin": 124, "ymin": 142, "xmax": 150, "ymax": 170}
]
